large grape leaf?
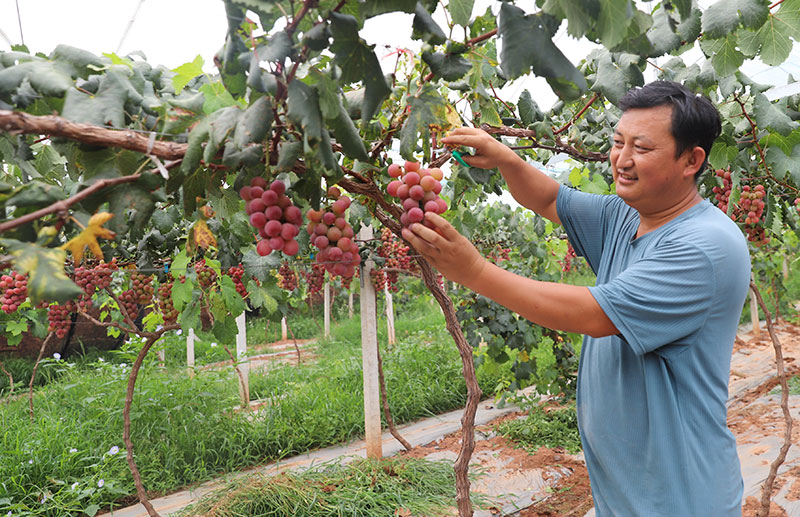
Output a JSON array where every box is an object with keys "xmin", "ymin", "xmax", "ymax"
[
  {"xmin": 700, "ymin": 34, "xmax": 745, "ymax": 78},
  {"xmin": 233, "ymin": 96, "xmax": 272, "ymax": 148},
  {"xmin": 518, "ymin": 90, "xmax": 543, "ymax": 126},
  {"xmin": 399, "ymin": 84, "xmax": 448, "ymax": 161},
  {"xmin": 412, "ymin": 2, "xmax": 447, "ymax": 44},
  {"xmin": 62, "ymin": 67, "xmax": 143, "ymax": 127},
  {"xmin": 50, "ymin": 45, "xmax": 106, "ymax": 78},
  {"xmin": 647, "ymin": 6, "xmax": 682, "ymax": 56},
  {"xmin": 701, "ymin": 0, "xmax": 770, "ymax": 40},
  {"xmin": 754, "ymin": 93, "xmax": 799, "ymax": 135},
  {"xmin": 591, "ymin": 52, "xmax": 644, "ymax": 105},
  {"xmin": 0, "ymin": 239, "xmax": 83, "ymax": 304},
  {"xmin": 107, "ymin": 184, "xmax": 156, "ymax": 240},
  {"xmin": 171, "ymin": 55, "xmax": 205, "ymax": 92},
  {"xmin": 360, "ymin": 0, "xmax": 416, "ymax": 18},
  {"xmin": 256, "ymin": 31, "xmax": 294, "ymax": 63},
  {"xmin": 449, "ymin": 0, "xmax": 475, "ymax": 27},
  {"xmin": 0, "ymin": 60, "xmax": 73, "ymax": 98},
  {"xmin": 541, "ymin": 0, "xmax": 598, "ymax": 40},
  {"xmin": 421, "ymin": 51, "xmax": 472, "ymax": 82},
  {"xmin": 287, "ymin": 79, "xmax": 324, "ymax": 145},
  {"xmin": 498, "ymin": 4, "xmax": 586, "ymax": 101},
  {"xmin": 677, "ymin": 7, "xmax": 703, "ymax": 42},
  {"xmin": 329, "ymin": 12, "xmax": 391, "ymax": 123},
  {"xmin": 775, "ymin": 0, "xmax": 800, "ymax": 38},
  {"xmin": 766, "ymin": 144, "xmax": 800, "ymax": 183},
  {"xmin": 752, "ymin": 13, "xmax": 796, "ymax": 66},
  {"xmin": 596, "ymin": 0, "xmax": 634, "ymax": 49}
]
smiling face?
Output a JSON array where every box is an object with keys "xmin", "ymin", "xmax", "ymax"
[{"xmin": 610, "ymin": 105, "xmax": 703, "ymax": 216}]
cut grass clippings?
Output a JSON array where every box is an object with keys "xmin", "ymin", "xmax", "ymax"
[
  {"xmin": 178, "ymin": 456, "xmax": 489, "ymax": 517},
  {"xmin": 496, "ymin": 401, "xmax": 582, "ymax": 454}
]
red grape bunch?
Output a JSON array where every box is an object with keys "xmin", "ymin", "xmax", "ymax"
[
  {"xmin": 241, "ymin": 177, "xmax": 303, "ymax": 257},
  {"xmin": 277, "ymin": 261, "xmax": 298, "ymax": 291},
  {"xmin": 0, "ymin": 271, "xmax": 28, "ymax": 313},
  {"xmin": 225, "ymin": 265, "xmax": 248, "ymax": 298},
  {"xmin": 386, "ymin": 161, "xmax": 448, "ymax": 227},
  {"xmin": 711, "ymin": 169, "xmax": 733, "ymax": 213},
  {"xmin": 305, "ymin": 187, "xmax": 360, "ymax": 279},
  {"xmin": 194, "ymin": 258, "xmax": 217, "ymax": 289},
  {"xmin": 711, "ymin": 169, "xmax": 768, "ymax": 244},
  {"xmin": 374, "ymin": 228, "xmax": 414, "ymax": 292},
  {"xmin": 48, "ymin": 301, "xmax": 74, "ymax": 338},
  {"xmin": 130, "ymin": 271, "xmax": 155, "ymax": 305},
  {"xmin": 304, "ymin": 263, "xmax": 326, "ymax": 297},
  {"xmin": 157, "ymin": 279, "xmax": 182, "ymax": 325},
  {"xmin": 118, "ymin": 289, "xmax": 139, "ymax": 321}
]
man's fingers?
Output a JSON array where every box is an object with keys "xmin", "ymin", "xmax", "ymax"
[{"xmin": 421, "ymin": 212, "xmax": 459, "ymax": 240}]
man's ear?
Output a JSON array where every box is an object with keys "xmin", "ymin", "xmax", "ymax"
[{"xmin": 684, "ymin": 146, "xmax": 706, "ymax": 179}]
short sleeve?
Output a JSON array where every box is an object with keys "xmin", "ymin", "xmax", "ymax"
[
  {"xmin": 556, "ymin": 185, "xmax": 633, "ymax": 272},
  {"xmin": 588, "ymin": 239, "xmax": 715, "ymax": 355}
]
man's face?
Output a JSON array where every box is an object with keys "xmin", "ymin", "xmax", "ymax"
[{"xmin": 610, "ymin": 105, "xmax": 696, "ymax": 214}]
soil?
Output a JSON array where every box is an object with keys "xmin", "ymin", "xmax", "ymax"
[{"xmin": 396, "ymin": 321, "xmax": 800, "ymax": 516}]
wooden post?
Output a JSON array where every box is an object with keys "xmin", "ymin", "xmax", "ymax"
[
  {"xmin": 783, "ymin": 256, "xmax": 789, "ymax": 280},
  {"xmin": 750, "ymin": 274, "xmax": 761, "ymax": 338},
  {"xmin": 358, "ymin": 225, "xmax": 382, "ymax": 459},
  {"xmin": 281, "ymin": 316, "xmax": 288, "ymax": 341},
  {"xmin": 157, "ymin": 349, "xmax": 165, "ymax": 368},
  {"xmin": 324, "ymin": 281, "xmax": 331, "ymax": 338},
  {"xmin": 384, "ymin": 285, "xmax": 395, "ymax": 346},
  {"xmin": 186, "ymin": 328, "xmax": 195, "ymax": 378},
  {"xmin": 235, "ymin": 313, "xmax": 250, "ymax": 406}
]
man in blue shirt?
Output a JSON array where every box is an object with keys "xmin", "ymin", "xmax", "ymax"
[{"xmin": 402, "ymin": 81, "xmax": 751, "ymax": 515}]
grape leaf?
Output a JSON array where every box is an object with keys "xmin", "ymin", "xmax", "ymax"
[
  {"xmin": 449, "ymin": 0, "xmax": 475, "ymax": 27},
  {"xmin": 399, "ymin": 84, "xmax": 448, "ymax": 161},
  {"xmin": 220, "ymin": 275, "xmax": 246, "ymax": 317},
  {"xmin": 257, "ymin": 31, "xmax": 294, "ymax": 63},
  {"xmin": 0, "ymin": 60, "xmax": 73, "ymax": 98},
  {"xmin": 647, "ymin": 5, "xmax": 682, "ymax": 56},
  {"xmin": 234, "ymin": 96, "xmax": 272, "ymax": 148},
  {"xmin": 701, "ymin": 0, "xmax": 770, "ymax": 40},
  {"xmin": 775, "ymin": 0, "xmax": 800, "ymax": 39},
  {"xmin": 287, "ymin": 79, "xmax": 324, "ymax": 145},
  {"xmin": 60, "ymin": 212, "xmax": 116, "ymax": 264},
  {"xmin": 591, "ymin": 52, "xmax": 644, "ymax": 106},
  {"xmin": 187, "ymin": 219, "xmax": 217, "ymax": 253},
  {"xmin": 62, "ymin": 68, "xmax": 141, "ymax": 128},
  {"xmin": 421, "ymin": 51, "xmax": 472, "ymax": 82},
  {"xmin": 596, "ymin": 0, "xmax": 634, "ymax": 49},
  {"xmin": 329, "ymin": 12, "xmax": 391, "ymax": 123},
  {"xmin": 518, "ymin": 90, "xmax": 543, "ymax": 126},
  {"xmin": 0, "ymin": 239, "xmax": 83, "ymax": 304},
  {"xmin": 171, "ymin": 55, "xmax": 204, "ymax": 92},
  {"xmin": 107, "ymin": 184, "xmax": 156, "ymax": 240},
  {"xmin": 753, "ymin": 14, "xmax": 796, "ymax": 66},
  {"xmin": 541, "ymin": 0, "xmax": 597, "ymax": 39},
  {"xmin": 243, "ymin": 249, "xmax": 281, "ymax": 282},
  {"xmin": 766, "ymin": 144, "xmax": 800, "ymax": 183},
  {"xmin": 412, "ymin": 2, "xmax": 447, "ymax": 44},
  {"xmin": 275, "ymin": 140, "xmax": 303, "ymax": 172},
  {"xmin": 498, "ymin": 4, "xmax": 587, "ymax": 101},
  {"xmin": 700, "ymin": 34, "xmax": 745, "ymax": 78},
  {"xmin": 360, "ymin": 0, "xmax": 416, "ymax": 18},
  {"xmin": 754, "ymin": 93, "xmax": 799, "ymax": 136},
  {"xmin": 677, "ymin": 7, "xmax": 703, "ymax": 42},
  {"xmin": 51, "ymin": 45, "xmax": 106, "ymax": 78},
  {"xmin": 200, "ymin": 81, "xmax": 240, "ymax": 114}
]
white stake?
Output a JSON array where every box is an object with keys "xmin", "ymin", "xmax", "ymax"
[
  {"xmin": 358, "ymin": 225, "xmax": 382, "ymax": 459},
  {"xmin": 384, "ymin": 284, "xmax": 395, "ymax": 346},
  {"xmin": 324, "ymin": 281, "xmax": 331, "ymax": 338},
  {"xmin": 186, "ymin": 327, "xmax": 195, "ymax": 378},
  {"xmin": 281, "ymin": 316, "xmax": 288, "ymax": 341},
  {"xmin": 235, "ymin": 312, "xmax": 250, "ymax": 406}
]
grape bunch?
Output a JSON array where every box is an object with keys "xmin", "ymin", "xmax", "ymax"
[
  {"xmin": 305, "ymin": 187, "xmax": 360, "ymax": 279},
  {"xmin": 560, "ymin": 244, "xmax": 577, "ymax": 273},
  {"xmin": 375, "ymin": 228, "xmax": 414, "ymax": 292},
  {"xmin": 0, "ymin": 271, "xmax": 28, "ymax": 313},
  {"xmin": 241, "ymin": 177, "xmax": 303, "ymax": 257},
  {"xmin": 74, "ymin": 260, "xmax": 117, "ymax": 296},
  {"xmin": 277, "ymin": 261, "xmax": 298, "ymax": 291},
  {"xmin": 386, "ymin": 161, "xmax": 448, "ymax": 227},
  {"xmin": 226, "ymin": 265, "xmax": 248, "ymax": 298},
  {"xmin": 370, "ymin": 269, "xmax": 387, "ymax": 292},
  {"xmin": 304, "ymin": 263, "xmax": 326, "ymax": 297},
  {"xmin": 48, "ymin": 302, "xmax": 74, "ymax": 338},
  {"xmin": 130, "ymin": 271, "xmax": 155, "ymax": 305},
  {"xmin": 795, "ymin": 198, "xmax": 800, "ymax": 215},
  {"xmin": 118, "ymin": 289, "xmax": 139, "ymax": 321},
  {"xmin": 195, "ymin": 259, "xmax": 217, "ymax": 289},
  {"xmin": 711, "ymin": 169, "xmax": 768, "ymax": 244},
  {"xmin": 157, "ymin": 280, "xmax": 179, "ymax": 324}
]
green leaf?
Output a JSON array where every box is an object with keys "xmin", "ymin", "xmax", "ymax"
[
  {"xmin": 234, "ymin": 96, "xmax": 272, "ymax": 147},
  {"xmin": 753, "ymin": 14, "xmax": 795, "ymax": 66},
  {"xmin": 178, "ymin": 298, "xmax": 201, "ymax": 335},
  {"xmin": 673, "ymin": 0, "xmax": 693, "ymax": 20},
  {"xmin": 275, "ymin": 140, "xmax": 303, "ymax": 172},
  {"xmin": 171, "ymin": 278, "xmax": 194, "ymax": 312},
  {"xmin": 596, "ymin": 0, "xmax": 634, "ymax": 49},
  {"xmin": 107, "ymin": 184, "xmax": 156, "ymax": 240},
  {"xmin": 329, "ymin": 12, "xmax": 391, "ymax": 123},
  {"xmin": 6, "ymin": 319, "xmax": 27, "ymax": 336},
  {"xmin": 450, "ymin": 0, "xmax": 475, "ymax": 27},
  {"xmin": 412, "ymin": 2, "xmax": 447, "ymax": 44},
  {"xmin": 360, "ymin": 0, "xmax": 416, "ymax": 18},
  {"xmin": 498, "ymin": 4, "xmax": 587, "ymax": 101},
  {"xmin": 83, "ymin": 504, "xmax": 101, "ymax": 517},
  {"xmin": 170, "ymin": 249, "xmax": 190, "ymax": 278},
  {"xmin": 219, "ymin": 275, "xmax": 246, "ymax": 317},
  {"xmin": 51, "ymin": 45, "xmax": 106, "ymax": 77},
  {"xmin": 774, "ymin": 0, "xmax": 800, "ymax": 39},
  {"xmin": 247, "ymin": 279, "xmax": 278, "ymax": 313},
  {"xmin": 171, "ymin": 55, "xmax": 205, "ymax": 92},
  {"xmin": 702, "ymin": 0, "xmax": 770, "ymax": 39},
  {"xmin": 766, "ymin": 144, "xmax": 800, "ymax": 182},
  {"xmin": 0, "ymin": 60, "xmax": 73, "ymax": 98},
  {"xmin": 676, "ymin": 7, "xmax": 703, "ymax": 42},
  {"xmin": 287, "ymin": 79, "xmax": 324, "ymax": 144},
  {"xmin": 518, "ymin": 90, "xmax": 543, "ymax": 126},
  {"xmin": 541, "ymin": 0, "xmax": 597, "ymax": 39},
  {"xmin": 421, "ymin": 51, "xmax": 472, "ymax": 82},
  {"xmin": 647, "ymin": 6, "xmax": 682, "ymax": 56},
  {"xmin": 176, "ymin": 117, "xmax": 210, "ymax": 182},
  {"xmin": 200, "ymin": 81, "xmax": 239, "ymax": 114},
  {"xmin": 258, "ymin": 30, "xmax": 294, "ymax": 62},
  {"xmin": 754, "ymin": 93, "xmax": 799, "ymax": 136},
  {"xmin": 5, "ymin": 180, "xmax": 66, "ymax": 208},
  {"xmin": 708, "ymin": 140, "xmax": 739, "ymax": 170},
  {"xmin": 242, "ymin": 249, "xmax": 280, "ymax": 282},
  {"xmin": 701, "ymin": 34, "xmax": 745, "ymax": 78},
  {"xmin": 399, "ymin": 84, "xmax": 448, "ymax": 161},
  {"xmin": 0, "ymin": 240, "xmax": 82, "ymax": 304},
  {"xmin": 62, "ymin": 68, "xmax": 140, "ymax": 127},
  {"xmin": 328, "ymin": 100, "xmax": 370, "ymax": 162},
  {"xmin": 591, "ymin": 52, "xmax": 644, "ymax": 106}
]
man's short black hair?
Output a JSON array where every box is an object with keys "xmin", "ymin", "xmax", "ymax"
[{"xmin": 618, "ymin": 81, "xmax": 721, "ymax": 180}]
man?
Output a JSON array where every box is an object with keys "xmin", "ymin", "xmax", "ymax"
[{"xmin": 402, "ymin": 81, "xmax": 750, "ymax": 516}]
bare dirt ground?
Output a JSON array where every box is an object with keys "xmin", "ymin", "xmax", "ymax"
[{"xmin": 396, "ymin": 321, "xmax": 800, "ymax": 516}]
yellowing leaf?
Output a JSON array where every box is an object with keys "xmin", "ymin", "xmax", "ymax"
[
  {"xmin": 60, "ymin": 212, "xmax": 116, "ymax": 264},
  {"xmin": 188, "ymin": 219, "xmax": 217, "ymax": 252}
]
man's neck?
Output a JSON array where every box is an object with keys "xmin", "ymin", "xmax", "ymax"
[{"xmin": 635, "ymin": 191, "xmax": 703, "ymax": 238}]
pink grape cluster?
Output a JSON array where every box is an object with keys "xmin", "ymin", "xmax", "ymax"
[
  {"xmin": 241, "ymin": 178, "xmax": 303, "ymax": 257},
  {"xmin": 48, "ymin": 302, "xmax": 74, "ymax": 338},
  {"xmin": 226, "ymin": 265, "xmax": 248, "ymax": 298},
  {"xmin": 305, "ymin": 187, "xmax": 359, "ymax": 279},
  {"xmin": 386, "ymin": 161, "xmax": 447, "ymax": 227},
  {"xmin": 118, "ymin": 289, "xmax": 139, "ymax": 321},
  {"xmin": 0, "ymin": 271, "xmax": 28, "ymax": 313}
]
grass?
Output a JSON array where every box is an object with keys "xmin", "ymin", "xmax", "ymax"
[
  {"xmin": 769, "ymin": 375, "xmax": 800, "ymax": 396},
  {"xmin": 178, "ymin": 457, "xmax": 488, "ymax": 517},
  {"xmin": 0, "ymin": 296, "xmax": 509, "ymax": 516},
  {"xmin": 496, "ymin": 397, "xmax": 582, "ymax": 454}
]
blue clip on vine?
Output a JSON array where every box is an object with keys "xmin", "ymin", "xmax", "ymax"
[{"xmin": 451, "ymin": 149, "xmax": 471, "ymax": 167}]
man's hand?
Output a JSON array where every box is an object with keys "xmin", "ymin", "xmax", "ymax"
[
  {"xmin": 401, "ymin": 212, "xmax": 486, "ymax": 288},
  {"xmin": 441, "ymin": 127, "xmax": 519, "ymax": 170}
]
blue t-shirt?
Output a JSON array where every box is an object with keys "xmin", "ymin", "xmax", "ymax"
[{"xmin": 556, "ymin": 185, "xmax": 750, "ymax": 516}]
